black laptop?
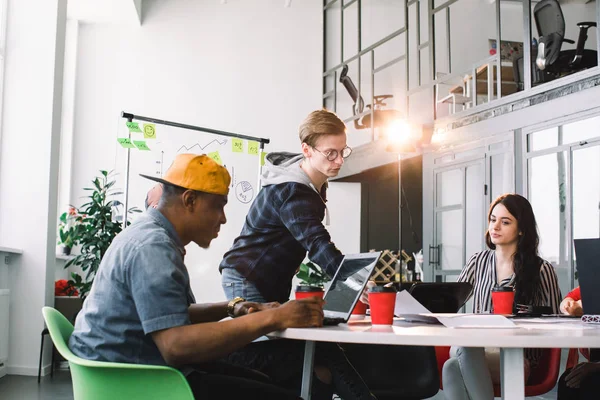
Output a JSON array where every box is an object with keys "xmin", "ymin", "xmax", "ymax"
[
  {"xmin": 574, "ymin": 238, "xmax": 600, "ymax": 316},
  {"xmin": 408, "ymin": 282, "xmax": 472, "ymax": 313}
]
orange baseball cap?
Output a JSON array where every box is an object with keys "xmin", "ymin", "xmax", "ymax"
[{"xmin": 140, "ymin": 154, "xmax": 231, "ymax": 195}]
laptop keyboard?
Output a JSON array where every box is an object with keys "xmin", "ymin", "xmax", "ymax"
[{"xmin": 322, "ymin": 317, "xmax": 346, "ymax": 326}]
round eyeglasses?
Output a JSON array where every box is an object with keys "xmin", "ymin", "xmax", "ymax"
[{"xmin": 311, "ymin": 146, "xmax": 352, "ymax": 161}]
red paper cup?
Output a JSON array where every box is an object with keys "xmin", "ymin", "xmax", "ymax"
[
  {"xmin": 368, "ymin": 287, "xmax": 397, "ymax": 325},
  {"xmin": 352, "ymin": 301, "xmax": 368, "ymax": 315},
  {"xmin": 491, "ymin": 286, "xmax": 514, "ymax": 314},
  {"xmin": 295, "ymin": 285, "xmax": 324, "ymax": 300}
]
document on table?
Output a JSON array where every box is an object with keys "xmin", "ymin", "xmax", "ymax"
[
  {"xmin": 394, "ymin": 290, "xmax": 431, "ymax": 315},
  {"xmin": 436, "ymin": 314, "xmax": 517, "ymax": 329},
  {"xmin": 394, "ymin": 291, "xmax": 517, "ymax": 328}
]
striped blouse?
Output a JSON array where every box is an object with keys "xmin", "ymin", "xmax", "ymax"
[{"xmin": 457, "ymin": 250, "xmax": 562, "ymax": 365}]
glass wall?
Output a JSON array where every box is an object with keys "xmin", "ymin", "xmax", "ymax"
[{"xmin": 526, "ymin": 113, "xmax": 600, "ymax": 294}]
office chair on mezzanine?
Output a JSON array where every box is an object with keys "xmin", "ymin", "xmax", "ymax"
[
  {"xmin": 515, "ymin": 0, "xmax": 597, "ymax": 89},
  {"xmin": 338, "ymin": 64, "xmax": 402, "ymax": 130}
]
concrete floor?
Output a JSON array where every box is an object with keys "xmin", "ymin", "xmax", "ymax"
[{"xmin": 0, "ymin": 370, "xmax": 559, "ymax": 400}]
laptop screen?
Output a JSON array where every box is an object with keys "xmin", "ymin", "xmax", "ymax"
[
  {"xmin": 323, "ymin": 252, "xmax": 381, "ymax": 319},
  {"xmin": 574, "ymin": 238, "xmax": 600, "ymax": 316}
]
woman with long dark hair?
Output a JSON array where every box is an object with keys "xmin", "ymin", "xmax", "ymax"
[{"xmin": 442, "ymin": 194, "xmax": 561, "ymax": 399}]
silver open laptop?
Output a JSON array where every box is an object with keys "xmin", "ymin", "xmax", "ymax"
[{"xmin": 322, "ymin": 251, "xmax": 382, "ymax": 325}]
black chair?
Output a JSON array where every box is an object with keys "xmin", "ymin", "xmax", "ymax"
[
  {"xmin": 37, "ymin": 297, "xmax": 82, "ymax": 383},
  {"xmin": 515, "ymin": 0, "xmax": 597, "ymax": 89},
  {"xmin": 339, "ymin": 64, "xmax": 401, "ymax": 130},
  {"xmin": 37, "ymin": 328, "xmax": 55, "ymax": 383}
]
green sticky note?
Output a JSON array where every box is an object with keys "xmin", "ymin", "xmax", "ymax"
[
  {"xmin": 248, "ymin": 141, "xmax": 259, "ymax": 155},
  {"xmin": 143, "ymin": 124, "xmax": 157, "ymax": 139},
  {"xmin": 261, "ymin": 152, "xmax": 267, "ymax": 166},
  {"xmin": 133, "ymin": 140, "xmax": 151, "ymax": 151},
  {"xmin": 208, "ymin": 151, "xmax": 223, "ymax": 165},
  {"xmin": 126, "ymin": 122, "xmax": 142, "ymax": 132},
  {"xmin": 117, "ymin": 138, "xmax": 136, "ymax": 148},
  {"xmin": 232, "ymin": 138, "xmax": 244, "ymax": 153}
]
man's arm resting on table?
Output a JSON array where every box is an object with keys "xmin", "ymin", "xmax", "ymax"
[
  {"xmin": 188, "ymin": 301, "xmax": 282, "ymax": 324},
  {"xmin": 153, "ymin": 298, "xmax": 324, "ymax": 367}
]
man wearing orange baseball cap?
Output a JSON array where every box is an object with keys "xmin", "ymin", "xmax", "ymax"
[{"xmin": 68, "ymin": 154, "xmax": 329, "ymax": 399}]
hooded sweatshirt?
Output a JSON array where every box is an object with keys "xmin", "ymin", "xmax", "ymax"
[{"xmin": 219, "ymin": 152, "xmax": 344, "ymax": 303}]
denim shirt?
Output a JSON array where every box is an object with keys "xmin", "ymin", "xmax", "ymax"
[{"xmin": 69, "ymin": 208, "xmax": 195, "ymax": 366}]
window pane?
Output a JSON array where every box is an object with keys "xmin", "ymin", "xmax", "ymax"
[
  {"xmin": 361, "ymin": 0, "xmax": 405, "ymax": 50},
  {"xmin": 437, "ymin": 209, "xmax": 464, "ymax": 270},
  {"xmin": 572, "ymin": 145, "xmax": 600, "ymax": 290},
  {"xmin": 528, "ymin": 127, "xmax": 558, "ymax": 152},
  {"xmin": 373, "ymin": 59, "xmax": 407, "ymax": 117},
  {"xmin": 562, "ymin": 115, "xmax": 600, "ymax": 145},
  {"xmin": 490, "ymin": 152, "xmax": 513, "ymax": 201},
  {"xmin": 528, "ymin": 152, "xmax": 568, "ymax": 270},
  {"xmin": 436, "ymin": 168, "xmax": 463, "ymax": 207},
  {"xmin": 343, "ymin": 1, "xmax": 359, "ymax": 59},
  {"xmin": 465, "ymin": 163, "xmax": 484, "ymax": 258},
  {"xmin": 325, "ymin": 2, "xmax": 342, "ymax": 70}
]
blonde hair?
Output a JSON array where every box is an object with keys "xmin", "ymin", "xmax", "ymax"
[{"xmin": 298, "ymin": 109, "xmax": 346, "ymax": 147}]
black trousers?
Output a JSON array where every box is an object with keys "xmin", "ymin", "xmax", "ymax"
[
  {"xmin": 557, "ymin": 368, "xmax": 600, "ymax": 400},
  {"xmin": 185, "ymin": 361, "xmax": 302, "ymax": 400},
  {"xmin": 557, "ymin": 349, "xmax": 600, "ymax": 400},
  {"xmin": 225, "ymin": 339, "xmax": 375, "ymax": 400}
]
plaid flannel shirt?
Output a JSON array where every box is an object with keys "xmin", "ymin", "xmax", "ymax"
[{"xmin": 219, "ymin": 182, "xmax": 343, "ymax": 303}]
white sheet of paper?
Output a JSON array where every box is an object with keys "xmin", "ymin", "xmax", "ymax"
[
  {"xmin": 394, "ymin": 290, "xmax": 431, "ymax": 316},
  {"xmin": 436, "ymin": 314, "xmax": 517, "ymax": 329}
]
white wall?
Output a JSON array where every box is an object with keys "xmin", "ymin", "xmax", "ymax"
[
  {"xmin": 0, "ymin": 0, "xmax": 67, "ymax": 375},
  {"xmin": 327, "ymin": 182, "xmax": 362, "ymax": 254},
  {"xmin": 70, "ymin": 0, "xmax": 323, "ymax": 304}
]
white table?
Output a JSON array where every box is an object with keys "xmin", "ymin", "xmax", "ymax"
[{"xmin": 268, "ymin": 316, "xmax": 600, "ymax": 400}]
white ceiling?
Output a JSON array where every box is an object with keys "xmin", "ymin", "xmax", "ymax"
[{"xmin": 67, "ymin": 0, "xmax": 141, "ymax": 25}]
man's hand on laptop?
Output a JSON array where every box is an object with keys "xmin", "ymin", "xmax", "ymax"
[
  {"xmin": 273, "ymin": 297, "xmax": 325, "ymax": 329},
  {"xmin": 234, "ymin": 301, "xmax": 281, "ymax": 317},
  {"xmin": 359, "ymin": 281, "xmax": 376, "ymax": 305}
]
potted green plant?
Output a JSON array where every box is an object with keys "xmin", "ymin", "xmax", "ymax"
[
  {"xmin": 295, "ymin": 261, "xmax": 330, "ymax": 299},
  {"xmin": 57, "ymin": 207, "xmax": 82, "ymax": 255},
  {"xmin": 65, "ymin": 170, "xmax": 140, "ymax": 299}
]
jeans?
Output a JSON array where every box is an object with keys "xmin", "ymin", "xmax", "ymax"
[
  {"xmin": 442, "ymin": 346, "xmax": 494, "ymax": 400},
  {"xmin": 222, "ymin": 267, "xmax": 267, "ymax": 302}
]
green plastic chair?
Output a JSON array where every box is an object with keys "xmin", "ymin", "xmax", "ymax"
[{"xmin": 41, "ymin": 307, "xmax": 195, "ymax": 400}]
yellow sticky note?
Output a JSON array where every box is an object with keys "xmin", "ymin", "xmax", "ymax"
[
  {"xmin": 232, "ymin": 139, "xmax": 244, "ymax": 153},
  {"xmin": 143, "ymin": 124, "xmax": 157, "ymax": 139},
  {"xmin": 117, "ymin": 138, "xmax": 136, "ymax": 148},
  {"xmin": 261, "ymin": 152, "xmax": 267, "ymax": 166},
  {"xmin": 126, "ymin": 122, "xmax": 142, "ymax": 132},
  {"xmin": 133, "ymin": 140, "xmax": 151, "ymax": 151},
  {"xmin": 208, "ymin": 151, "xmax": 223, "ymax": 165},
  {"xmin": 248, "ymin": 141, "xmax": 259, "ymax": 155}
]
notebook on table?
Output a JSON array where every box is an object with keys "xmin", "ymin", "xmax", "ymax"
[{"xmin": 321, "ymin": 252, "xmax": 381, "ymax": 326}]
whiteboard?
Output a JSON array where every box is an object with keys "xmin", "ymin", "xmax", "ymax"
[{"xmin": 113, "ymin": 119, "xmax": 267, "ymax": 301}]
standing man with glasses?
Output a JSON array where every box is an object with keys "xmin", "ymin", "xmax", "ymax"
[
  {"xmin": 220, "ymin": 109, "xmax": 352, "ymax": 304},
  {"xmin": 218, "ymin": 109, "xmax": 375, "ymax": 400}
]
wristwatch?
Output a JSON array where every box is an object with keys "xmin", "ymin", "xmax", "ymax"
[{"xmin": 227, "ymin": 297, "xmax": 246, "ymax": 318}]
